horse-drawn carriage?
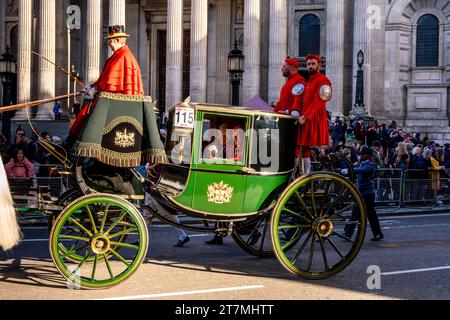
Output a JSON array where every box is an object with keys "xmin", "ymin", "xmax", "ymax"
[{"xmin": 1, "ymin": 95, "xmax": 366, "ymax": 289}]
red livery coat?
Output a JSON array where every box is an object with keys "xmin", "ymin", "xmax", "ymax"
[
  {"xmin": 69, "ymin": 45, "xmax": 144, "ymax": 137},
  {"xmin": 274, "ymin": 73, "xmax": 306, "ymax": 114},
  {"xmin": 296, "ymin": 71, "xmax": 331, "ymax": 147}
]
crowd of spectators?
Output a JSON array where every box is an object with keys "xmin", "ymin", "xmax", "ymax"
[
  {"xmin": 0, "ymin": 126, "xmax": 65, "ymax": 180},
  {"xmin": 329, "ymin": 116, "xmax": 450, "ymax": 203}
]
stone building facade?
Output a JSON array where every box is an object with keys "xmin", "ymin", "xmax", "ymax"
[{"xmin": 1, "ymin": 0, "xmax": 449, "ymax": 142}]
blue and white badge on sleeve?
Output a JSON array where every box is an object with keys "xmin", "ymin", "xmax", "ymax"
[{"xmin": 292, "ymin": 84, "xmax": 304, "ymax": 96}]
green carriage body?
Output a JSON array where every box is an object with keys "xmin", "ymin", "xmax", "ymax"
[{"xmin": 156, "ymin": 103, "xmax": 298, "ymax": 219}]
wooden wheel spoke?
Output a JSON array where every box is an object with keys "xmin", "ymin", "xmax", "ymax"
[
  {"xmin": 105, "ymin": 211, "xmax": 128, "ymax": 235},
  {"xmin": 293, "ymin": 191, "xmax": 315, "ymax": 220},
  {"xmin": 60, "ymin": 235, "xmax": 90, "ymax": 242},
  {"xmin": 329, "ymin": 202, "xmax": 357, "ymax": 219},
  {"xmin": 289, "ymin": 231, "xmax": 312, "ymax": 264},
  {"xmin": 309, "ymin": 181, "xmax": 318, "ymax": 216},
  {"xmin": 323, "ymin": 188, "xmax": 350, "ymax": 218},
  {"xmin": 326, "ymin": 237, "xmax": 345, "ymax": 260},
  {"xmin": 100, "ymin": 204, "xmax": 110, "ymax": 232},
  {"xmin": 68, "ymin": 217, "xmax": 93, "ymax": 237},
  {"xmin": 85, "ymin": 205, "xmax": 98, "ymax": 234},
  {"xmin": 103, "ymin": 254, "xmax": 114, "ymax": 280},
  {"xmin": 319, "ymin": 180, "xmax": 332, "ymax": 217},
  {"xmin": 306, "ymin": 233, "xmax": 316, "ymax": 272},
  {"xmin": 109, "ymin": 248, "xmax": 131, "ymax": 267},
  {"xmin": 108, "ymin": 227, "xmax": 138, "ymax": 239},
  {"xmin": 318, "ymin": 236, "xmax": 330, "ymax": 271},
  {"xmin": 110, "ymin": 241, "xmax": 140, "ymax": 250},
  {"xmin": 72, "ymin": 251, "xmax": 92, "ymax": 275},
  {"xmin": 278, "ymin": 224, "xmax": 310, "ymax": 230},
  {"xmin": 91, "ymin": 255, "xmax": 99, "ymax": 280},
  {"xmin": 332, "ymin": 231, "xmax": 355, "ymax": 244}
]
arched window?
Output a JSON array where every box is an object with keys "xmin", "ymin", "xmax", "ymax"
[
  {"xmin": 299, "ymin": 14, "xmax": 320, "ymax": 57},
  {"xmin": 416, "ymin": 14, "xmax": 439, "ymax": 67}
]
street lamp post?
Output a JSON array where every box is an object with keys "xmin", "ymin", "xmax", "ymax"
[
  {"xmin": 0, "ymin": 46, "xmax": 17, "ymax": 142},
  {"xmin": 351, "ymin": 49, "xmax": 365, "ymax": 117},
  {"xmin": 227, "ymin": 40, "xmax": 244, "ymax": 106}
]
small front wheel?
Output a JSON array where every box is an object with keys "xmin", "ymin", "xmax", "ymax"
[
  {"xmin": 49, "ymin": 194, "xmax": 148, "ymax": 289},
  {"xmin": 271, "ymin": 172, "xmax": 366, "ymax": 280}
]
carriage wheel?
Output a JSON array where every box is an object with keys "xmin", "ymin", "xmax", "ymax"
[
  {"xmin": 270, "ymin": 172, "xmax": 366, "ymax": 280},
  {"xmin": 49, "ymin": 194, "xmax": 148, "ymax": 289},
  {"xmin": 232, "ymin": 212, "xmax": 274, "ymax": 258}
]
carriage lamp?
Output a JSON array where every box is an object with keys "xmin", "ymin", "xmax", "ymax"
[
  {"xmin": 0, "ymin": 46, "xmax": 17, "ymax": 142},
  {"xmin": 228, "ymin": 39, "xmax": 245, "ymax": 106}
]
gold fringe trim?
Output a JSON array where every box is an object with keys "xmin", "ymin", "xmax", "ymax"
[
  {"xmin": 98, "ymin": 91, "xmax": 153, "ymax": 103},
  {"xmin": 73, "ymin": 142, "xmax": 168, "ymax": 168},
  {"xmin": 103, "ymin": 116, "xmax": 144, "ymax": 135}
]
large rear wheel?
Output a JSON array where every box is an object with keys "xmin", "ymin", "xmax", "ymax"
[{"xmin": 271, "ymin": 172, "xmax": 366, "ymax": 280}]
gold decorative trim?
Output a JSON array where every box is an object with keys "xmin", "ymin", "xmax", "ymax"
[
  {"xmin": 73, "ymin": 141, "xmax": 168, "ymax": 168},
  {"xmin": 98, "ymin": 92, "xmax": 153, "ymax": 103},
  {"xmin": 103, "ymin": 116, "xmax": 144, "ymax": 135}
]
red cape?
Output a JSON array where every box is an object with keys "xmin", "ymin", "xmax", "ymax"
[{"xmin": 93, "ymin": 45, "xmax": 144, "ymax": 95}]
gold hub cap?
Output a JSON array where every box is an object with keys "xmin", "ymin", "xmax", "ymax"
[
  {"xmin": 315, "ymin": 219, "xmax": 333, "ymax": 237},
  {"xmin": 91, "ymin": 235, "xmax": 110, "ymax": 255}
]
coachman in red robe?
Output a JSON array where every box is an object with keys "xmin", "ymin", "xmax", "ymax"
[
  {"xmin": 69, "ymin": 25, "xmax": 144, "ymax": 138},
  {"xmin": 69, "ymin": 25, "xmax": 167, "ymax": 168}
]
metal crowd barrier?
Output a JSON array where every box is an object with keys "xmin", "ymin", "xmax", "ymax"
[
  {"xmin": 374, "ymin": 168, "xmax": 403, "ymax": 212},
  {"xmin": 8, "ymin": 176, "xmax": 64, "ymax": 207},
  {"xmin": 402, "ymin": 169, "xmax": 438, "ymax": 208}
]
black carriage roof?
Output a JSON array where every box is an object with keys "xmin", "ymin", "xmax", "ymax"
[{"xmin": 170, "ymin": 102, "xmax": 295, "ymax": 119}]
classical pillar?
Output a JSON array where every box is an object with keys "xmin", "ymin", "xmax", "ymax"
[
  {"xmin": 352, "ymin": 0, "xmax": 372, "ymax": 116},
  {"xmin": 35, "ymin": 0, "xmax": 56, "ymax": 120},
  {"xmin": 325, "ymin": 0, "xmax": 345, "ymax": 115},
  {"xmin": 13, "ymin": 0, "xmax": 33, "ymax": 120},
  {"xmin": 242, "ymin": 0, "xmax": 261, "ymax": 105},
  {"xmin": 190, "ymin": 0, "xmax": 208, "ymax": 102},
  {"xmin": 165, "ymin": 0, "xmax": 183, "ymax": 111},
  {"xmin": 268, "ymin": 0, "xmax": 287, "ymax": 106},
  {"xmin": 85, "ymin": 0, "xmax": 102, "ymax": 84},
  {"xmin": 109, "ymin": 0, "xmax": 126, "ymax": 26},
  {"xmin": 215, "ymin": 0, "xmax": 231, "ymax": 105},
  {"xmin": 108, "ymin": 0, "xmax": 126, "ymax": 56}
]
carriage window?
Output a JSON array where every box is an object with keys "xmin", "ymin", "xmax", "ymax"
[{"xmin": 200, "ymin": 114, "xmax": 247, "ymax": 164}]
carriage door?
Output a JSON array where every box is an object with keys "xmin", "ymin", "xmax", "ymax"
[{"xmin": 188, "ymin": 112, "xmax": 250, "ymax": 215}]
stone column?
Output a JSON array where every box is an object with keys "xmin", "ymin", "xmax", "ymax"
[
  {"xmin": 109, "ymin": 0, "xmax": 126, "ymax": 26},
  {"xmin": 242, "ymin": 0, "xmax": 261, "ymax": 105},
  {"xmin": 268, "ymin": 0, "xmax": 287, "ymax": 106},
  {"xmin": 35, "ymin": 0, "xmax": 56, "ymax": 120},
  {"xmin": 108, "ymin": 0, "xmax": 126, "ymax": 56},
  {"xmin": 352, "ymin": 0, "xmax": 372, "ymax": 116},
  {"xmin": 85, "ymin": 0, "xmax": 102, "ymax": 84},
  {"xmin": 325, "ymin": 0, "xmax": 345, "ymax": 115},
  {"xmin": 165, "ymin": 0, "xmax": 183, "ymax": 111},
  {"xmin": 13, "ymin": 0, "xmax": 33, "ymax": 120},
  {"xmin": 190, "ymin": 0, "xmax": 208, "ymax": 102},
  {"xmin": 215, "ymin": 0, "xmax": 231, "ymax": 105}
]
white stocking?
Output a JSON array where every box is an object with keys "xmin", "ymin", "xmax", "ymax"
[{"xmin": 302, "ymin": 157, "xmax": 311, "ymax": 175}]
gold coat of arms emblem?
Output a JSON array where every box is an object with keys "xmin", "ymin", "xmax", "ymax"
[
  {"xmin": 114, "ymin": 128, "xmax": 136, "ymax": 148},
  {"xmin": 207, "ymin": 181, "xmax": 233, "ymax": 204}
]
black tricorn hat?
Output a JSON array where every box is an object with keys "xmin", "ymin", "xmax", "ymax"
[{"xmin": 105, "ymin": 25, "xmax": 130, "ymax": 40}]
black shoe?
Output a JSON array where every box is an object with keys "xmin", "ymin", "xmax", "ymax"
[
  {"xmin": 370, "ymin": 234, "xmax": 384, "ymax": 242},
  {"xmin": 205, "ymin": 234, "xmax": 223, "ymax": 245},
  {"xmin": 174, "ymin": 236, "xmax": 190, "ymax": 247}
]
